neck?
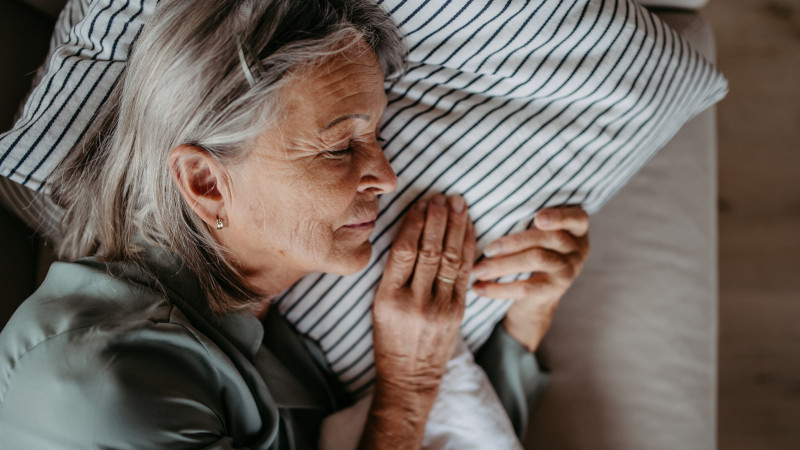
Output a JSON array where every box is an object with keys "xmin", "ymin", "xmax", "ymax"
[{"xmin": 242, "ymin": 266, "xmax": 308, "ymax": 321}]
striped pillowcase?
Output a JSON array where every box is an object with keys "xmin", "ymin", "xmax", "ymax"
[
  {"xmin": 0, "ymin": 0, "xmax": 727, "ymax": 397},
  {"xmin": 277, "ymin": 0, "xmax": 727, "ymax": 396},
  {"xmin": 0, "ymin": 0, "xmax": 151, "ymax": 191}
]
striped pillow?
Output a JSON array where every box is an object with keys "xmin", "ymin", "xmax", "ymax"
[
  {"xmin": 0, "ymin": 0, "xmax": 727, "ymax": 397},
  {"xmin": 276, "ymin": 0, "xmax": 727, "ymax": 396},
  {"xmin": 0, "ymin": 0, "xmax": 150, "ymax": 191}
]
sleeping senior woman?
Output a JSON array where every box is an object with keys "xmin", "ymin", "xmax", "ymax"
[{"xmin": 0, "ymin": 0, "xmax": 590, "ymax": 448}]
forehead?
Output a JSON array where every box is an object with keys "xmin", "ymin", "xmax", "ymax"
[{"xmin": 278, "ymin": 43, "xmax": 387, "ymax": 130}]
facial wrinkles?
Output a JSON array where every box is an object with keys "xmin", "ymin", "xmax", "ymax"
[
  {"xmin": 285, "ymin": 130, "xmax": 351, "ymax": 157},
  {"xmin": 233, "ymin": 165, "xmax": 277, "ymax": 241},
  {"xmin": 315, "ymin": 54, "xmax": 381, "ymax": 88},
  {"xmin": 279, "ymin": 115, "xmax": 382, "ymax": 174},
  {"xmin": 312, "ymin": 63, "xmax": 383, "ymax": 121},
  {"xmin": 344, "ymin": 199, "xmax": 378, "ymax": 225},
  {"xmin": 279, "ymin": 101, "xmax": 379, "ymax": 159},
  {"xmin": 246, "ymin": 123, "xmax": 360, "ymax": 230},
  {"xmin": 230, "ymin": 43, "xmax": 389, "ymax": 285},
  {"xmin": 243, "ymin": 172, "xmax": 337, "ymax": 272}
]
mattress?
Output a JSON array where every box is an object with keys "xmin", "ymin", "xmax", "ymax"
[{"xmin": 524, "ymin": 11, "xmax": 718, "ymax": 449}]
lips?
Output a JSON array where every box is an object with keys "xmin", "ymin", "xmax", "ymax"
[{"xmin": 344, "ymin": 213, "xmax": 378, "ymax": 229}]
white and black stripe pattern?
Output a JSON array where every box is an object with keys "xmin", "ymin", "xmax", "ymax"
[
  {"xmin": 0, "ymin": 0, "xmax": 727, "ymax": 397},
  {"xmin": 275, "ymin": 0, "xmax": 727, "ymax": 396},
  {"xmin": 0, "ymin": 0, "xmax": 153, "ymax": 191}
]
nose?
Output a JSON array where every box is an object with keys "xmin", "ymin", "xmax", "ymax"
[{"xmin": 359, "ymin": 145, "xmax": 397, "ymax": 195}]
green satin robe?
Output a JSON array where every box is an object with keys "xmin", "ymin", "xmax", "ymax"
[{"xmin": 0, "ymin": 252, "xmax": 547, "ymax": 449}]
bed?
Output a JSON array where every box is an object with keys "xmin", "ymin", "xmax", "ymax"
[{"xmin": 0, "ymin": 1, "xmax": 720, "ymax": 448}]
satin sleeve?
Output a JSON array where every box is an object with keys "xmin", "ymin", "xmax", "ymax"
[
  {"xmin": 0, "ymin": 320, "xmax": 247, "ymax": 449},
  {"xmin": 473, "ymin": 322, "xmax": 551, "ymax": 441}
]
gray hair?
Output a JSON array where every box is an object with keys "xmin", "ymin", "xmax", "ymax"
[{"xmin": 51, "ymin": 0, "xmax": 407, "ymax": 315}]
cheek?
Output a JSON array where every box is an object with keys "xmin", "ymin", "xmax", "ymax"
[
  {"xmin": 288, "ymin": 178, "xmax": 366, "ymax": 265},
  {"xmin": 291, "ymin": 218, "xmax": 335, "ymax": 256},
  {"xmin": 243, "ymin": 196, "xmax": 272, "ymax": 232},
  {"xmin": 260, "ymin": 186, "xmax": 342, "ymax": 255},
  {"xmin": 231, "ymin": 158, "xmax": 362, "ymax": 265},
  {"xmin": 300, "ymin": 166, "xmax": 360, "ymax": 219}
]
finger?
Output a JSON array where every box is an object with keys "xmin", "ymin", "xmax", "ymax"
[
  {"xmin": 434, "ymin": 196, "xmax": 469, "ymax": 297},
  {"xmin": 473, "ymin": 247, "xmax": 570, "ymax": 281},
  {"xmin": 410, "ymin": 194, "xmax": 449, "ymax": 295},
  {"xmin": 472, "ymin": 275, "xmax": 556, "ymax": 300},
  {"xmin": 452, "ymin": 220, "xmax": 477, "ymax": 312},
  {"xmin": 534, "ymin": 206, "xmax": 589, "ymax": 237},
  {"xmin": 383, "ymin": 200, "xmax": 427, "ymax": 288},
  {"xmin": 485, "ymin": 228, "xmax": 581, "ymax": 257}
]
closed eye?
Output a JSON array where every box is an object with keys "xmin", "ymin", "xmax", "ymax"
[{"xmin": 326, "ymin": 147, "xmax": 354, "ymax": 158}]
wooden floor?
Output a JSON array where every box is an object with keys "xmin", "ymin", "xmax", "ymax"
[{"xmin": 704, "ymin": 0, "xmax": 800, "ymax": 448}]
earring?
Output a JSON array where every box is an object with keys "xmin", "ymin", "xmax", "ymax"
[{"xmin": 216, "ymin": 218, "xmax": 224, "ymax": 230}]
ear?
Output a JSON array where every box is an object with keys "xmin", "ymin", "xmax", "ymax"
[{"xmin": 168, "ymin": 144, "xmax": 230, "ymax": 229}]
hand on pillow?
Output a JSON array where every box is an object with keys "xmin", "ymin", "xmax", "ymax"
[{"xmin": 472, "ymin": 207, "xmax": 590, "ymax": 352}]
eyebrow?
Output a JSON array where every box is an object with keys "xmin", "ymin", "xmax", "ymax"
[{"xmin": 321, "ymin": 114, "xmax": 371, "ymax": 131}]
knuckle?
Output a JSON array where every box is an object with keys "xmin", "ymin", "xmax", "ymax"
[
  {"xmin": 523, "ymin": 249, "xmax": 544, "ymax": 267},
  {"xmin": 521, "ymin": 282, "xmax": 538, "ymax": 298},
  {"xmin": 506, "ymin": 232, "xmax": 524, "ymax": 247},
  {"xmin": 555, "ymin": 251, "xmax": 571, "ymax": 266},
  {"xmin": 561, "ymin": 264, "xmax": 577, "ymax": 280},
  {"xmin": 440, "ymin": 249, "xmax": 462, "ymax": 269},
  {"xmin": 543, "ymin": 249, "xmax": 568, "ymax": 269},
  {"xmin": 527, "ymin": 248, "xmax": 555, "ymax": 267},
  {"xmin": 553, "ymin": 231, "xmax": 573, "ymax": 249},
  {"xmin": 391, "ymin": 242, "xmax": 417, "ymax": 264},
  {"xmin": 418, "ymin": 243, "xmax": 442, "ymax": 263},
  {"xmin": 571, "ymin": 253, "xmax": 587, "ymax": 272}
]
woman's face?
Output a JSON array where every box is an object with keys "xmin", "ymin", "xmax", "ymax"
[{"xmin": 221, "ymin": 43, "xmax": 397, "ymax": 288}]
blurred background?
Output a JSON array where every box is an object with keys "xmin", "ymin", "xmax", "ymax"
[{"xmin": 705, "ymin": 0, "xmax": 800, "ymax": 448}]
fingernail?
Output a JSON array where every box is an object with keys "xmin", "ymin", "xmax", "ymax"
[
  {"xmin": 432, "ymin": 195, "xmax": 447, "ymax": 206},
  {"xmin": 451, "ymin": 196, "xmax": 465, "ymax": 213},
  {"xmin": 416, "ymin": 200, "xmax": 427, "ymax": 212},
  {"xmin": 484, "ymin": 241, "xmax": 503, "ymax": 257},
  {"xmin": 473, "ymin": 264, "xmax": 489, "ymax": 279},
  {"xmin": 537, "ymin": 211, "xmax": 552, "ymax": 226}
]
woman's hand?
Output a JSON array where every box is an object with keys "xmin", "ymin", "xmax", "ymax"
[
  {"xmin": 472, "ymin": 206, "xmax": 590, "ymax": 352},
  {"xmin": 362, "ymin": 194, "xmax": 476, "ymax": 449}
]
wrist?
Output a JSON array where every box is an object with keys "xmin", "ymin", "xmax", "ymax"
[
  {"xmin": 371, "ymin": 377, "xmax": 439, "ymax": 418},
  {"xmin": 502, "ymin": 314, "xmax": 551, "ymax": 353},
  {"xmin": 359, "ymin": 380, "xmax": 437, "ymax": 450}
]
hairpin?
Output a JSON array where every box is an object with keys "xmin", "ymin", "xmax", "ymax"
[{"xmin": 235, "ymin": 34, "xmax": 266, "ymax": 87}]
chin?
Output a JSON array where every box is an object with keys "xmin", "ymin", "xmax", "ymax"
[{"xmin": 328, "ymin": 242, "xmax": 373, "ymax": 275}]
